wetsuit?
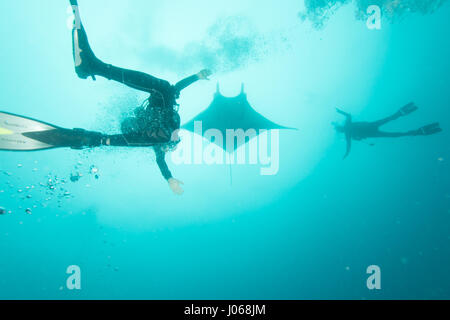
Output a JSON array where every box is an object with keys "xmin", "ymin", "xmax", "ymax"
[
  {"xmin": 337, "ymin": 107, "xmax": 442, "ymax": 159},
  {"xmin": 71, "ymin": 19, "xmax": 200, "ymax": 180}
]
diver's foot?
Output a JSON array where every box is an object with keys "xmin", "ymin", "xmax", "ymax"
[
  {"xmin": 418, "ymin": 122, "xmax": 442, "ymax": 136},
  {"xmin": 399, "ymin": 102, "xmax": 418, "ymax": 116},
  {"xmin": 72, "ymin": 25, "xmax": 101, "ymax": 81},
  {"xmin": 69, "ymin": 128, "xmax": 105, "ymax": 149}
]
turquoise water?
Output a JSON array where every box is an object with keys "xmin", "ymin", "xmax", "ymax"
[{"xmin": 0, "ymin": 1, "xmax": 449, "ymax": 299}]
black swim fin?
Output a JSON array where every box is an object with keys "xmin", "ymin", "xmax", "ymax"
[
  {"xmin": 399, "ymin": 102, "xmax": 418, "ymax": 116},
  {"xmin": 0, "ymin": 112, "xmax": 104, "ymax": 151},
  {"xmin": 418, "ymin": 122, "xmax": 442, "ymax": 136}
]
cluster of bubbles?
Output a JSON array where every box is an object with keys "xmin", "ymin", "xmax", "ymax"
[
  {"xmin": 1, "ymin": 162, "xmax": 125, "ymax": 274},
  {"xmin": 299, "ymin": 0, "xmax": 448, "ymax": 29},
  {"xmin": 70, "ymin": 163, "xmax": 100, "ymax": 182},
  {"xmin": 0, "ymin": 161, "xmax": 100, "ymax": 217},
  {"xmin": 132, "ymin": 15, "xmax": 267, "ymax": 75}
]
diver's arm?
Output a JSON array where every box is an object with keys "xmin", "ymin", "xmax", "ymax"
[
  {"xmin": 155, "ymin": 147, "xmax": 173, "ymax": 180},
  {"xmin": 174, "ymin": 75, "xmax": 199, "ymax": 93},
  {"xmin": 154, "ymin": 147, "xmax": 184, "ymax": 195},
  {"xmin": 343, "ymin": 133, "xmax": 352, "ymax": 159},
  {"xmin": 336, "ymin": 108, "xmax": 353, "ymax": 130},
  {"xmin": 336, "ymin": 108, "xmax": 352, "ymax": 121},
  {"xmin": 335, "ymin": 108, "xmax": 353, "ymax": 159},
  {"xmin": 174, "ymin": 69, "xmax": 212, "ymax": 93}
]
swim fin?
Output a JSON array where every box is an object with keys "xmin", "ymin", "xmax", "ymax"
[
  {"xmin": 399, "ymin": 102, "xmax": 418, "ymax": 116},
  {"xmin": 0, "ymin": 112, "xmax": 61, "ymax": 151},
  {"xmin": 0, "ymin": 112, "xmax": 104, "ymax": 151},
  {"xmin": 418, "ymin": 122, "xmax": 442, "ymax": 136}
]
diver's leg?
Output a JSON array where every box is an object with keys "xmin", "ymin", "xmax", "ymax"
[
  {"xmin": 24, "ymin": 128, "xmax": 106, "ymax": 149},
  {"xmin": 371, "ymin": 114, "xmax": 400, "ymax": 127},
  {"xmin": 371, "ymin": 112, "xmax": 406, "ymax": 127},
  {"xmin": 103, "ymin": 135, "xmax": 130, "ymax": 147},
  {"xmin": 374, "ymin": 123, "xmax": 442, "ymax": 138},
  {"xmin": 70, "ymin": 4, "xmax": 171, "ymax": 94},
  {"xmin": 39, "ymin": 127, "xmax": 169, "ymax": 149},
  {"xmin": 104, "ymin": 134, "xmax": 170, "ymax": 147},
  {"xmin": 371, "ymin": 103, "xmax": 419, "ymax": 127},
  {"xmin": 61, "ymin": 130, "xmax": 164, "ymax": 148},
  {"xmin": 23, "ymin": 126, "xmax": 166, "ymax": 149},
  {"xmin": 373, "ymin": 131, "xmax": 416, "ymax": 138},
  {"xmin": 98, "ymin": 64, "xmax": 173, "ymax": 94},
  {"xmin": 69, "ymin": 129, "xmax": 107, "ymax": 149}
]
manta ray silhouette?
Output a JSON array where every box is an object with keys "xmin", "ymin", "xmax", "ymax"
[{"xmin": 182, "ymin": 83, "xmax": 294, "ymax": 151}]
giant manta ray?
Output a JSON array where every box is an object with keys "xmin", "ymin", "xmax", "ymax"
[{"xmin": 182, "ymin": 84, "xmax": 294, "ymax": 152}]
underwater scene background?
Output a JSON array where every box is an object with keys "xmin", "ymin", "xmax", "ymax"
[{"xmin": 0, "ymin": 0, "xmax": 449, "ymax": 299}]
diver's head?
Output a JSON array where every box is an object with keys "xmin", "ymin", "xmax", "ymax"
[{"xmin": 332, "ymin": 121, "xmax": 345, "ymax": 133}]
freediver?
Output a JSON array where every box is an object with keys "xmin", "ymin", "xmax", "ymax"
[
  {"xmin": 333, "ymin": 102, "xmax": 442, "ymax": 159},
  {"xmin": 70, "ymin": 0, "xmax": 212, "ymax": 194}
]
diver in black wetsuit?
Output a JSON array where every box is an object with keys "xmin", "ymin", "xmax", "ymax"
[
  {"xmin": 69, "ymin": 0, "xmax": 212, "ymax": 195},
  {"xmin": 333, "ymin": 102, "xmax": 442, "ymax": 159}
]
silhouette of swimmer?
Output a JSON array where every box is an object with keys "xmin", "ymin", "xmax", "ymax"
[{"xmin": 333, "ymin": 103, "xmax": 442, "ymax": 159}]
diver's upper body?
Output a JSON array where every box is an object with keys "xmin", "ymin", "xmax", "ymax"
[
  {"xmin": 108, "ymin": 69, "xmax": 212, "ymax": 195},
  {"xmin": 334, "ymin": 109, "xmax": 377, "ymax": 139},
  {"xmin": 139, "ymin": 69, "xmax": 211, "ymax": 144}
]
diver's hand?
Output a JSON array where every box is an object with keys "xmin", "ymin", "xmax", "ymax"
[
  {"xmin": 197, "ymin": 69, "xmax": 212, "ymax": 80},
  {"xmin": 336, "ymin": 108, "xmax": 352, "ymax": 121},
  {"xmin": 336, "ymin": 108, "xmax": 347, "ymax": 115},
  {"xmin": 168, "ymin": 178, "xmax": 184, "ymax": 195}
]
